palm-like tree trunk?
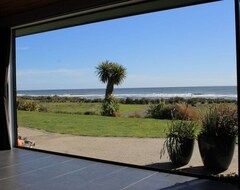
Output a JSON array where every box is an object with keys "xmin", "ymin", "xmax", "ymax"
[{"xmin": 105, "ymin": 81, "xmax": 114, "ymax": 99}]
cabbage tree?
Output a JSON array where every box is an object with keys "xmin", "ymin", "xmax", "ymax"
[{"xmin": 96, "ymin": 60, "xmax": 127, "ymax": 99}]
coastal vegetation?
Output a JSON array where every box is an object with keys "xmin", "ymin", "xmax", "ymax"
[
  {"xmin": 17, "ymin": 95, "xmax": 236, "ymax": 105},
  {"xmin": 96, "ymin": 61, "xmax": 127, "ymax": 99},
  {"xmin": 146, "ymin": 101, "xmax": 199, "ymax": 120},
  {"xmin": 16, "ymin": 96, "xmax": 237, "ymax": 138},
  {"xmin": 96, "ymin": 61, "xmax": 127, "ymax": 116}
]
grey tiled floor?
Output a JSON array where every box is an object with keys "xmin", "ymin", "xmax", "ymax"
[{"xmin": 0, "ymin": 149, "xmax": 239, "ymax": 190}]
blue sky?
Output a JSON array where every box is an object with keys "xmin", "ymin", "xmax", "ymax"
[{"xmin": 16, "ymin": 0, "xmax": 236, "ymax": 90}]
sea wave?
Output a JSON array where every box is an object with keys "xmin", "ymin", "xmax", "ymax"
[
  {"xmin": 17, "ymin": 93, "xmax": 237, "ymax": 100},
  {"xmin": 114, "ymin": 93, "xmax": 237, "ymax": 99}
]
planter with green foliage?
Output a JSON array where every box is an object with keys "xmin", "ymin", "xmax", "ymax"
[
  {"xmin": 198, "ymin": 105, "xmax": 238, "ymax": 171},
  {"xmin": 160, "ymin": 108, "xmax": 197, "ymax": 166}
]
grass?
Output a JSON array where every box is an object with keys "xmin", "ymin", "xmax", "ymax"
[
  {"xmin": 20, "ymin": 101, "xmax": 236, "ymax": 138},
  {"xmin": 18, "ymin": 110, "xmax": 169, "ymax": 138},
  {"xmin": 40, "ymin": 102, "xmax": 148, "ymax": 116},
  {"xmin": 40, "ymin": 102, "xmax": 101, "ymax": 114},
  {"xmin": 119, "ymin": 104, "xmax": 148, "ymax": 115}
]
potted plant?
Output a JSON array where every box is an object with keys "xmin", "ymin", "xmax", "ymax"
[
  {"xmin": 160, "ymin": 108, "xmax": 197, "ymax": 166},
  {"xmin": 198, "ymin": 104, "xmax": 238, "ymax": 171}
]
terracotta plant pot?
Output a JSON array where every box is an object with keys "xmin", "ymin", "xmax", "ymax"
[{"xmin": 17, "ymin": 139, "xmax": 23, "ymax": 147}]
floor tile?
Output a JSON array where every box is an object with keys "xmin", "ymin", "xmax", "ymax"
[
  {"xmin": 92, "ymin": 167, "xmax": 156, "ymax": 189},
  {"xmin": 0, "ymin": 155, "xmax": 69, "ymax": 179},
  {"xmin": 12, "ymin": 158, "xmax": 94, "ymax": 186},
  {"xmin": 0, "ymin": 149, "xmax": 239, "ymax": 190},
  {"xmin": 123, "ymin": 172, "xmax": 182, "ymax": 190},
  {"xmin": 0, "ymin": 178, "xmax": 29, "ymax": 190}
]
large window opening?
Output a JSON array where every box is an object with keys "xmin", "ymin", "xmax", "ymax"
[{"xmin": 16, "ymin": 0, "xmax": 238, "ymax": 178}]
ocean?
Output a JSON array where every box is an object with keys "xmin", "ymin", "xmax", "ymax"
[{"xmin": 17, "ymin": 86, "xmax": 237, "ymax": 100}]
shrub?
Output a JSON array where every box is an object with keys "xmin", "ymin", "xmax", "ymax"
[
  {"xmin": 146, "ymin": 101, "xmax": 175, "ymax": 119},
  {"xmin": 17, "ymin": 99, "xmax": 41, "ymax": 111},
  {"xmin": 101, "ymin": 95, "xmax": 119, "ymax": 116},
  {"xmin": 125, "ymin": 97, "xmax": 135, "ymax": 104},
  {"xmin": 146, "ymin": 102, "xmax": 199, "ymax": 120},
  {"xmin": 168, "ymin": 97, "xmax": 185, "ymax": 104},
  {"xmin": 138, "ymin": 98, "xmax": 149, "ymax": 104},
  {"xmin": 123, "ymin": 97, "xmax": 151, "ymax": 104},
  {"xmin": 150, "ymin": 99, "xmax": 161, "ymax": 104},
  {"xmin": 174, "ymin": 104, "xmax": 199, "ymax": 121}
]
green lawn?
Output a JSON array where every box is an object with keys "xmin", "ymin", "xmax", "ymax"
[
  {"xmin": 41, "ymin": 102, "xmax": 101, "ymax": 115},
  {"xmin": 17, "ymin": 110, "xmax": 169, "ymax": 138},
  {"xmin": 40, "ymin": 102, "xmax": 148, "ymax": 116},
  {"xmin": 119, "ymin": 104, "xmax": 148, "ymax": 115}
]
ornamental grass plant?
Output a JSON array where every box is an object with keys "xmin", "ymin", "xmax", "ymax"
[
  {"xmin": 160, "ymin": 105, "xmax": 198, "ymax": 164},
  {"xmin": 200, "ymin": 104, "xmax": 238, "ymax": 137}
]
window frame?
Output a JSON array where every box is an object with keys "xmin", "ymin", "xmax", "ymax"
[{"xmin": 10, "ymin": 0, "xmax": 240, "ymax": 181}]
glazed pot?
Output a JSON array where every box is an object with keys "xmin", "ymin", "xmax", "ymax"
[
  {"xmin": 167, "ymin": 138, "xmax": 195, "ymax": 166},
  {"xmin": 198, "ymin": 135, "xmax": 236, "ymax": 171}
]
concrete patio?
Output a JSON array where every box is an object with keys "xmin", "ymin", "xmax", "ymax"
[{"xmin": 18, "ymin": 127, "xmax": 238, "ymax": 177}]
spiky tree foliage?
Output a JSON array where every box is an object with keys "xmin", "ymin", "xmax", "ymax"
[{"xmin": 96, "ymin": 60, "xmax": 127, "ymax": 99}]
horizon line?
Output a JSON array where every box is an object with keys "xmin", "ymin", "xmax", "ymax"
[{"xmin": 17, "ymin": 85, "xmax": 237, "ymax": 91}]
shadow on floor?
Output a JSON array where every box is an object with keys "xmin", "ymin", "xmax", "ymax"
[
  {"xmin": 156, "ymin": 178, "xmax": 240, "ymax": 190},
  {"xmin": 145, "ymin": 162, "xmax": 225, "ymax": 176}
]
